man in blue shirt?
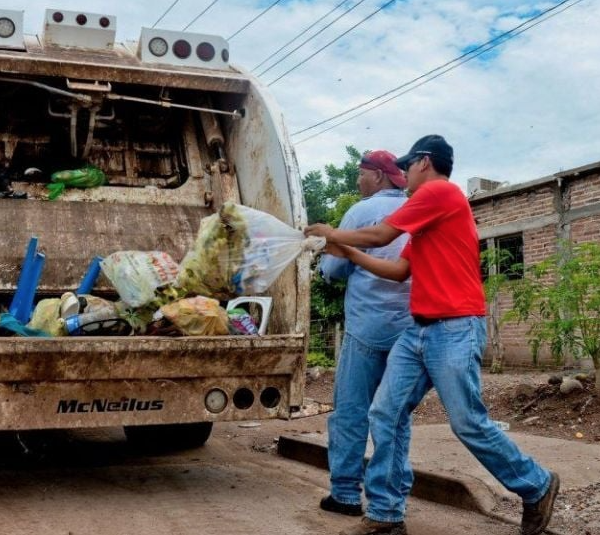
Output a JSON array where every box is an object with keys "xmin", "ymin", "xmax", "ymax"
[{"xmin": 319, "ymin": 150, "xmax": 414, "ymax": 517}]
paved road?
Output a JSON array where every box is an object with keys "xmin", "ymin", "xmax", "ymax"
[{"xmin": 0, "ymin": 427, "xmax": 518, "ymax": 535}]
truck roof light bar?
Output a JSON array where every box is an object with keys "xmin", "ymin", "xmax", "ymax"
[
  {"xmin": 0, "ymin": 9, "xmax": 25, "ymax": 51},
  {"xmin": 43, "ymin": 9, "xmax": 116, "ymax": 50},
  {"xmin": 139, "ymin": 28, "xmax": 229, "ymax": 71}
]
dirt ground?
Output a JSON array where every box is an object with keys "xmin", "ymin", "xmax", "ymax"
[
  {"xmin": 305, "ymin": 367, "xmax": 600, "ymax": 444},
  {"xmin": 298, "ymin": 367, "xmax": 600, "ymax": 535}
]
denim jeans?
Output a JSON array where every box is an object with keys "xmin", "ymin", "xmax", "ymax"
[
  {"xmin": 365, "ymin": 316, "xmax": 552, "ymax": 522},
  {"xmin": 328, "ymin": 333, "xmax": 414, "ymax": 508}
]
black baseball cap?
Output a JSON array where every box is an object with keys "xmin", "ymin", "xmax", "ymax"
[{"xmin": 395, "ymin": 135, "xmax": 454, "ymax": 172}]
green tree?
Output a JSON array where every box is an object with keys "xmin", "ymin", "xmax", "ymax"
[
  {"xmin": 302, "ymin": 146, "xmax": 363, "ymax": 359},
  {"xmin": 302, "ymin": 170, "xmax": 328, "ymax": 224},
  {"xmin": 507, "ymin": 241, "xmax": 600, "ymax": 392}
]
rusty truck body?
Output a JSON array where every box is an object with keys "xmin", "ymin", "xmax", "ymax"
[{"xmin": 0, "ymin": 8, "xmax": 308, "ymax": 447}]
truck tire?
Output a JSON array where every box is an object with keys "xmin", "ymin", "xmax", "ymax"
[{"xmin": 124, "ymin": 422, "xmax": 213, "ymax": 452}]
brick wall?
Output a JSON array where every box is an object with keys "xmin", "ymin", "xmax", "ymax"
[
  {"xmin": 472, "ymin": 169, "xmax": 600, "ymax": 369},
  {"xmin": 569, "ymin": 174, "xmax": 600, "ymax": 209}
]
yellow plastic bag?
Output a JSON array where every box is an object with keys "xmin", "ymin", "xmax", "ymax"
[
  {"xmin": 28, "ymin": 297, "xmax": 65, "ymax": 336},
  {"xmin": 160, "ymin": 296, "xmax": 229, "ymax": 336}
]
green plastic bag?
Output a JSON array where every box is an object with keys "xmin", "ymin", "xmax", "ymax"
[{"xmin": 47, "ymin": 165, "xmax": 106, "ymax": 200}]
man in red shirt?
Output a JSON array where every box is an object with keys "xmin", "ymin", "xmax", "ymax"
[{"xmin": 305, "ymin": 135, "xmax": 559, "ymax": 535}]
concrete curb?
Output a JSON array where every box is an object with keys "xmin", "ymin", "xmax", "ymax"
[{"xmin": 277, "ymin": 434, "xmax": 565, "ymax": 535}]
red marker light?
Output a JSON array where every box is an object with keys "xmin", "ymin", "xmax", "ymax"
[
  {"xmin": 76, "ymin": 14, "xmax": 88, "ymax": 25},
  {"xmin": 99, "ymin": 17, "xmax": 110, "ymax": 28},
  {"xmin": 196, "ymin": 42, "xmax": 215, "ymax": 62},
  {"xmin": 52, "ymin": 11, "xmax": 64, "ymax": 23},
  {"xmin": 172, "ymin": 39, "xmax": 191, "ymax": 59}
]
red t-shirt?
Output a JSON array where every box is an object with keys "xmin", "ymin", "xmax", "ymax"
[{"xmin": 385, "ymin": 179, "xmax": 485, "ymax": 318}]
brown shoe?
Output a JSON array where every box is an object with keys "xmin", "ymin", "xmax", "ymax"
[
  {"xmin": 339, "ymin": 517, "xmax": 407, "ymax": 535},
  {"xmin": 521, "ymin": 472, "xmax": 560, "ymax": 535}
]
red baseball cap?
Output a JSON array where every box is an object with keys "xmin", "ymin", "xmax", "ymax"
[{"xmin": 360, "ymin": 150, "xmax": 407, "ymax": 188}]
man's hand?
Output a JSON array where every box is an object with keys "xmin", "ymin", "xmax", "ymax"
[
  {"xmin": 324, "ymin": 243, "xmax": 351, "ymax": 258},
  {"xmin": 304, "ymin": 223, "xmax": 335, "ymax": 240}
]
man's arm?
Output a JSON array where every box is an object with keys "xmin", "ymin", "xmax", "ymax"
[
  {"xmin": 325, "ymin": 243, "xmax": 410, "ymax": 283},
  {"xmin": 305, "ymin": 221, "xmax": 402, "ymax": 248}
]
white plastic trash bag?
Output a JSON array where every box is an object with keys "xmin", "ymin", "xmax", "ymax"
[
  {"xmin": 178, "ymin": 202, "xmax": 324, "ymax": 300},
  {"xmin": 101, "ymin": 251, "xmax": 179, "ymax": 307}
]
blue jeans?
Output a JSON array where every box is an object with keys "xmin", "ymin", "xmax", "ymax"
[
  {"xmin": 365, "ymin": 316, "xmax": 552, "ymax": 522},
  {"xmin": 328, "ymin": 333, "xmax": 414, "ymax": 508}
]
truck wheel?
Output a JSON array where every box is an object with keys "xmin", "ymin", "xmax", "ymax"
[{"xmin": 124, "ymin": 422, "xmax": 213, "ymax": 452}]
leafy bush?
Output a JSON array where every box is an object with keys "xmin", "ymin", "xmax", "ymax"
[{"xmin": 307, "ymin": 351, "xmax": 336, "ymax": 368}]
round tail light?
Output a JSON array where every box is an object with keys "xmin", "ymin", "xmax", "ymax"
[
  {"xmin": 76, "ymin": 14, "xmax": 88, "ymax": 25},
  {"xmin": 148, "ymin": 37, "xmax": 168, "ymax": 57},
  {"xmin": 0, "ymin": 17, "xmax": 15, "ymax": 38},
  {"xmin": 196, "ymin": 42, "xmax": 215, "ymax": 62},
  {"xmin": 52, "ymin": 12, "xmax": 64, "ymax": 23},
  {"xmin": 99, "ymin": 17, "xmax": 110, "ymax": 28},
  {"xmin": 205, "ymin": 389, "xmax": 228, "ymax": 414},
  {"xmin": 172, "ymin": 39, "xmax": 191, "ymax": 59}
]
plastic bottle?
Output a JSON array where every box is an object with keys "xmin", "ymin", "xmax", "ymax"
[{"xmin": 64, "ymin": 308, "xmax": 121, "ymax": 336}]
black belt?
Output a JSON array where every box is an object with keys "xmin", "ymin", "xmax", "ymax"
[
  {"xmin": 412, "ymin": 315, "xmax": 466, "ymax": 326},
  {"xmin": 412, "ymin": 315, "xmax": 441, "ymax": 326}
]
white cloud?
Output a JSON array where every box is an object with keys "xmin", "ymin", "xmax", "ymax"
[{"xmin": 3, "ymin": 0, "xmax": 599, "ymax": 192}]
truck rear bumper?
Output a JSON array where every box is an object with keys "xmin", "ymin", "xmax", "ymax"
[{"xmin": 0, "ymin": 335, "xmax": 306, "ymax": 430}]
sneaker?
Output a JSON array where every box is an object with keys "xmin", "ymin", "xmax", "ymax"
[
  {"xmin": 521, "ymin": 472, "xmax": 560, "ymax": 535},
  {"xmin": 339, "ymin": 517, "xmax": 407, "ymax": 535},
  {"xmin": 320, "ymin": 495, "xmax": 363, "ymax": 516}
]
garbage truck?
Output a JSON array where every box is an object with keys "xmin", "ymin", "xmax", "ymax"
[{"xmin": 0, "ymin": 8, "xmax": 309, "ymax": 448}]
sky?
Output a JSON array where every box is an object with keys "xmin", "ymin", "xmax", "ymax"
[{"xmin": 4, "ymin": 0, "xmax": 600, "ymax": 192}]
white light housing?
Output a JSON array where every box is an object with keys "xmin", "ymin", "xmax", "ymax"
[
  {"xmin": 205, "ymin": 389, "xmax": 228, "ymax": 413},
  {"xmin": 138, "ymin": 28, "xmax": 229, "ymax": 70},
  {"xmin": 0, "ymin": 9, "xmax": 25, "ymax": 50},
  {"xmin": 43, "ymin": 9, "xmax": 116, "ymax": 50}
]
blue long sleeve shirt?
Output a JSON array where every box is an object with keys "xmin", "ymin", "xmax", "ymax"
[{"xmin": 319, "ymin": 189, "xmax": 412, "ymax": 351}]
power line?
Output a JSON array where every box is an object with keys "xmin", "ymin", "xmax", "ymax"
[
  {"xmin": 152, "ymin": 0, "xmax": 181, "ymax": 28},
  {"xmin": 293, "ymin": 0, "xmax": 579, "ymax": 137},
  {"xmin": 252, "ymin": 0, "xmax": 352, "ymax": 74},
  {"xmin": 293, "ymin": 0, "xmax": 586, "ymax": 144},
  {"xmin": 227, "ymin": 0, "xmax": 285, "ymax": 41},
  {"xmin": 182, "ymin": 0, "xmax": 221, "ymax": 31},
  {"xmin": 257, "ymin": 0, "xmax": 369, "ymax": 78},
  {"xmin": 267, "ymin": 0, "xmax": 397, "ymax": 86}
]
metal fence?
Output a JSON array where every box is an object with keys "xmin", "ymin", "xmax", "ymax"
[{"xmin": 308, "ymin": 319, "xmax": 344, "ymax": 360}]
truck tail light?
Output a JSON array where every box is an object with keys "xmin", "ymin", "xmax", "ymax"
[
  {"xmin": 196, "ymin": 42, "xmax": 215, "ymax": 62},
  {"xmin": 76, "ymin": 14, "xmax": 87, "ymax": 25},
  {"xmin": 172, "ymin": 39, "xmax": 191, "ymax": 59},
  {"xmin": 52, "ymin": 11, "xmax": 64, "ymax": 23}
]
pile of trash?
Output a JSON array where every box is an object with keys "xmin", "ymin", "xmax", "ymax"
[{"xmin": 1, "ymin": 203, "xmax": 324, "ymax": 338}]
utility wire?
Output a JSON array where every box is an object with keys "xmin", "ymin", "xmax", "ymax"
[
  {"xmin": 267, "ymin": 0, "xmax": 397, "ymax": 86},
  {"xmin": 293, "ymin": 0, "xmax": 579, "ymax": 136},
  {"xmin": 227, "ymin": 0, "xmax": 285, "ymax": 41},
  {"xmin": 257, "ymin": 0, "xmax": 368, "ymax": 77},
  {"xmin": 252, "ymin": 0, "xmax": 349, "ymax": 73},
  {"xmin": 293, "ymin": 0, "xmax": 586, "ymax": 144},
  {"xmin": 182, "ymin": 0, "xmax": 221, "ymax": 31},
  {"xmin": 152, "ymin": 0, "xmax": 181, "ymax": 28}
]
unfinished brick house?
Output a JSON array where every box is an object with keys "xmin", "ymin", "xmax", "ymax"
[{"xmin": 469, "ymin": 161, "xmax": 600, "ymax": 368}]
